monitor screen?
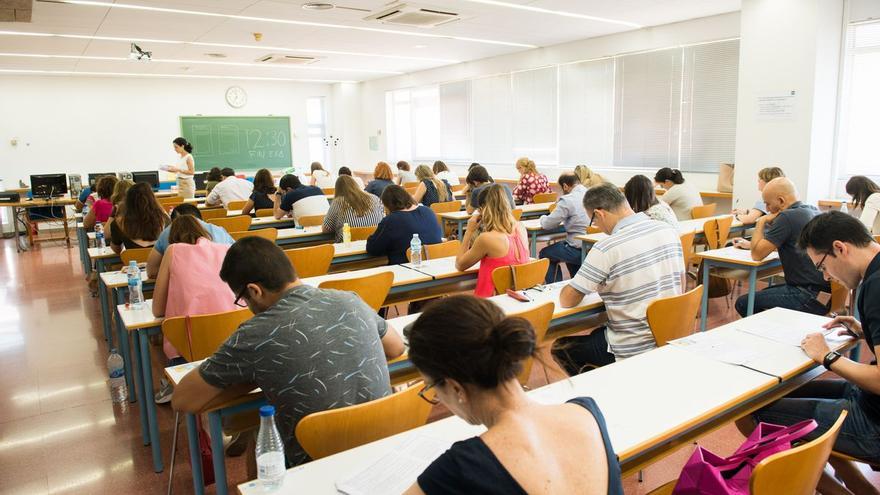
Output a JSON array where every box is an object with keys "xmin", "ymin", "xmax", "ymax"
[
  {"xmin": 88, "ymin": 172, "xmax": 116, "ymax": 189},
  {"xmin": 193, "ymin": 172, "xmax": 207, "ymax": 191},
  {"xmin": 31, "ymin": 174, "xmax": 68, "ymax": 199},
  {"xmin": 131, "ymin": 171, "xmax": 160, "ymax": 190}
]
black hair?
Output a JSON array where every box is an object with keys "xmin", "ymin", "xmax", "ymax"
[
  {"xmin": 797, "ymin": 211, "xmax": 875, "ymax": 254},
  {"xmin": 220, "ymin": 237, "xmax": 297, "ymax": 293},
  {"xmin": 583, "ymin": 183, "xmax": 627, "ymax": 212},
  {"xmin": 170, "ymin": 203, "xmax": 202, "ymax": 220},
  {"xmin": 845, "ymin": 176, "xmax": 880, "ymax": 211},
  {"xmin": 380, "ymin": 184, "xmax": 415, "ymax": 212},
  {"xmin": 405, "ymin": 295, "xmax": 536, "ymax": 388},
  {"xmin": 220, "ymin": 167, "xmax": 235, "ymax": 177},
  {"xmin": 206, "ymin": 167, "xmax": 222, "ymax": 182},
  {"xmin": 558, "ymin": 173, "xmax": 578, "ymax": 190},
  {"xmin": 654, "ymin": 167, "xmax": 684, "ymax": 185},
  {"xmin": 465, "ymin": 165, "xmax": 493, "ymax": 187},
  {"xmin": 173, "ymin": 137, "xmax": 193, "ymax": 154},
  {"xmin": 396, "ymin": 161, "xmax": 411, "ymax": 171},
  {"xmin": 338, "ymin": 166, "xmax": 352, "ymax": 176},
  {"xmin": 624, "ymin": 175, "xmax": 659, "ymax": 214},
  {"xmin": 468, "ymin": 163, "xmax": 481, "ymax": 171},
  {"xmin": 279, "ymin": 174, "xmax": 302, "ymax": 190}
]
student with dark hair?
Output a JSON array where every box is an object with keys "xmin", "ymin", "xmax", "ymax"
[
  {"xmin": 205, "ymin": 167, "xmax": 223, "ymax": 193},
  {"xmin": 274, "ymin": 173, "xmax": 328, "ymax": 222},
  {"xmin": 241, "ymin": 168, "xmax": 276, "ymax": 215},
  {"xmin": 846, "ymin": 175, "xmax": 880, "ymax": 235},
  {"xmin": 738, "ymin": 211, "xmax": 880, "ymax": 494},
  {"xmin": 465, "ymin": 165, "xmax": 514, "ymax": 214},
  {"xmin": 109, "ymin": 183, "xmax": 169, "ymax": 254},
  {"xmin": 172, "ymin": 237, "xmax": 404, "ymax": 467},
  {"xmin": 396, "ymin": 160, "xmax": 418, "ymax": 185},
  {"xmin": 146, "ymin": 202, "xmax": 234, "ymax": 279},
  {"xmin": 366, "ymin": 185, "xmax": 442, "ymax": 265},
  {"xmin": 206, "ymin": 167, "xmax": 253, "ymax": 208},
  {"xmin": 403, "ymin": 295, "xmax": 623, "ymax": 495},
  {"xmin": 167, "ymin": 137, "xmax": 196, "ymax": 198},
  {"xmin": 337, "ymin": 166, "xmax": 365, "ymax": 189},
  {"xmin": 365, "ymin": 162, "xmax": 395, "ymax": 197},
  {"xmin": 539, "ymin": 173, "xmax": 589, "ymax": 283},
  {"xmin": 432, "ymin": 160, "xmax": 459, "ymax": 185},
  {"xmin": 654, "ymin": 167, "xmax": 702, "ymax": 220},
  {"xmin": 83, "ymin": 175, "xmax": 118, "ymax": 230},
  {"xmin": 624, "ymin": 175, "xmax": 677, "ymax": 227}
]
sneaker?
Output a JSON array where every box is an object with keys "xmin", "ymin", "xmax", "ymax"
[{"xmin": 154, "ymin": 378, "xmax": 173, "ymax": 404}]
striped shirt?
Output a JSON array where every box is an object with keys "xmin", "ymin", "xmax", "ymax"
[
  {"xmin": 322, "ymin": 194, "xmax": 385, "ymax": 243},
  {"xmin": 570, "ymin": 213, "xmax": 683, "ymax": 359}
]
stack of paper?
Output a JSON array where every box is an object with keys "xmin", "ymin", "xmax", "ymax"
[{"xmin": 336, "ymin": 436, "xmax": 451, "ymax": 495}]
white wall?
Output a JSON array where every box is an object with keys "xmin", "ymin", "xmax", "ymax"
[{"xmin": 0, "ymin": 76, "xmax": 334, "ymax": 185}]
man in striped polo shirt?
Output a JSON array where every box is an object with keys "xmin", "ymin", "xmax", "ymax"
[{"xmin": 553, "ymin": 183, "xmax": 684, "ymax": 375}]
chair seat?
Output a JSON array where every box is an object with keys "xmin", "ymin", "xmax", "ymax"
[{"xmin": 709, "ymin": 266, "xmax": 784, "ymax": 281}]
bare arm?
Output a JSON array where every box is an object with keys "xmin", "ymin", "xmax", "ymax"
[
  {"xmin": 455, "ymin": 215, "xmax": 486, "ymax": 271},
  {"xmin": 241, "ymin": 199, "xmax": 254, "ymax": 216},
  {"xmin": 184, "ymin": 156, "xmax": 195, "ymax": 175},
  {"xmin": 205, "ymin": 186, "xmax": 222, "ymax": 207},
  {"xmin": 273, "ymin": 193, "xmax": 287, "ymax": 220},
  {"xmin": 412, "ymin": 182, "xmax": 427, "ymax": 203},
  {"xmin": 151, "ymin": 245, "xmax": 173, "ymax": 317},
  {"xmin": 381, "ymin": 327, "xmax": 405, "ymax": 359},
  {"xmin": 560, "ymin": 284, "xmax": 585, "ymax": 308},
  {"xmin": 83, "ymin": 206, "xmax": 97, "ymax": 230},
  {"xmin": 749, "ymin": 215, "xmax": 778, "ymax": 261},
  {"xmin": 146, "ymin": 247, "xmax": 163, "ymax": 280},
  {"xmin": 403, "ymin": 483, "xmax": 427, "ymax": 495},
  {"xmin": 172, "ymin": 369, "xmax": 254, "ymax": 414}
]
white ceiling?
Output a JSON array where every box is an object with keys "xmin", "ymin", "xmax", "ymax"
[{"xmin": 0, "ymin": 0, "xmax": 741, "ymax": 83}]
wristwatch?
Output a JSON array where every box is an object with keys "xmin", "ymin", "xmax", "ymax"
[{"xmin": 823, "ymin": 351, "xmax": 843, "ymax": 371}]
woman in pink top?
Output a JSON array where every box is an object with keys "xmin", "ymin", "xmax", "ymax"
[
  {"xmin": 83, "ymin": 175, "xmax": 118, "ymax": 230},
  {"xmin": 457, "ymin": 184, "xmax": 529, "ymax": 297}
]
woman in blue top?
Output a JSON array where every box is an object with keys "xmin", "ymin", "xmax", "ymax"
[
  {"xmin": 403, "ymin": 295, "xmax": 623, "ymax": 495},
  {"xmin": 366, "ymin": 184, "xmax": 442, "ymax": 265},
  {"xmin": 412, "ymin": 164, "xmax": 453, "ymax": 207}
]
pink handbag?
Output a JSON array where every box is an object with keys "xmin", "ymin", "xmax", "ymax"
[{"xmin": 672, "ymin": 419, "xmax": 817, "ymax": 495}]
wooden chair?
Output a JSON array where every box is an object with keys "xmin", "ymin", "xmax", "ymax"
[
  {"xmin": 405, "ymin": 187, "xmax": 418, "ymax": 196},
  {"xmin": 230, "ymin": 228, "xmax": 277, "ymax": 242},
  {"xmin": 512, "ymin": 209, "xmax": 523, "ymax": 221},
  {"xmin": 284, "ymin": 244, "xmax": 334, "ymax": 278},
  {"xmin": 402, "ymin": 181, "xmax": 420, "ymax": 188},
  {"xmin": 321, "ymin": 187, "xmax": 335, "ymax": 196},
  {"xmin": 226, "ymin": 200, "xmax": 247, "ymax": 211},
  {"xmin": 532, "ymin": 192, "xmax": 557, "ymax": 204},
  {"xmin": 350, "ymin": 225, "xmax": 377, "ymax": 242},
  {"xmin": 298, "ymin": 214, "xmax": 325, "ymax": 227},
  {"xmin": 680, "ymin": 231, "xmax": 696, "ymax": 272},
  {"xmin": 208, "ymin": 215, "xmax": 252, "ymax": 232},
  {"xmin": 157, "ymin": 195, "xmax": 183, "ymax": 206},
  {"xmin": 829, "ymin": 279, "xmax": 848, "ymax": 316},
  {"xmin": 255, "ymin": 208, "xmax": 274, "ymax": 217},
  {"xmin": 646, "ymin": 285, "xmax": 704, "ymax": 346},
  {"xmin": 162, "ymin": 308, "xmax": 254, "ymax": 362},
  {"xmin": 452, "ymin": 184, "xmax": 466, "ymax": 192},
  {"xmin": 295, "ymin": 384, "xmax": 432, "ymax": 460},
  {"xmin": 691, "ymin": 203, "xmax": 718, "ymax": 219},
  {"xmin": 509, "ymin": 302, "xmax": 554, "ymax": 385},
  {"xmin": 318, "ymin": 271, "xmax": 394, "ymax": 311},
  {"xmin": 118, "ymin": 247, "xmax": 153, "ymax": 266},
  {"xmin": 703, "ymin": 216, "xmax": 733, "ymax": 249},
  {"xmin": 547, "ymin": 203, "xmax": 557, "ymax": 213},
  {"xmin": 491, "ymin": 259, "xmax": 550, "ymax": 295},
  {"xmin": 425, "ymin": 240, "xmax": 460, "ymax": 260},
  {"xmin": 200, "ymin": 208, "xmax": 228, "ymax": 220},
  {"xmin": 430, "ymin": 200, "xmax": 462, "ymax": 230},
  {"xmin": 875, "ymin": 234, "xmax": 880, "ymax": 243}
]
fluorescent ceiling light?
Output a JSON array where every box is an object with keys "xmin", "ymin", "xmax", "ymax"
[
  {"xmin": 0, "ymin": 68, "xmax": 354, "ymax": 83},
  {"xmin": 0, "ymin": 52, "xmax": 403, "ymax": 74},
  {"xmin": 0, "ymin": 30, "xmax": 462, "ymax": 63},
  {"xmin": 53, "ymin": 1, "xmax": 536, "ymax": 48},
  {"xmin": 457, "ymin": 0, "xmax": 642, "ymax": 28}
]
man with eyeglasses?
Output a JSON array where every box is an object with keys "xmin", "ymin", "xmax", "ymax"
[
  {"xmin": 731, "ymin": 177, "xmax": 830, "ymax": 317},
  {"xmin": 739, "ymin": 211, "xmax": 880, "ymax": 494},
  {"xmin": 172, "ymin": 237, "xmax": 405, "ymax": 469}
]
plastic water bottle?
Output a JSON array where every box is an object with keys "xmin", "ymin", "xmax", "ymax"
[
  {"xmin": 126, "ymin": 260, "xmax": 138, "ymax": 277},
  {"xmin": 82, "ymin": 201, "xmax": 90, "ymax": 217},
  {"xmin": 256, "ymin": 405, "xmax": 286, "ymax": 490},
  {"xmin": 128, "ymin": 268, "xmax": 144, "ymax": 310},
  {"xmin": 95, "ymin": 223, "xmax": 105, "ymax": 249},
  {"xmin": 107, "ymin": 349, "xmax": 127, "ymax": 403},
  {"xmin": 410, "ymin": 233, "xmax": 422, "ymax": 267},
  {"xmin": 342, "ymin": 222, "xmax": 351, "ymax": 245}
]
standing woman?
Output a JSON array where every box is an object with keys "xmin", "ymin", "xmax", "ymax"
[
  {"xmin": 624, "ymin": 175, "xmax": 678, "ymax": 228},
  {"xmin": 167, "ymin": 137, "xmax": 196, "ymax": 199},
  {"xmin": 242, "ymin": 168, "xmax": 276, "ymax": 216},
  {"xmin": 512, "ymin": 157, "xmax": 551, "ymax": 205},
  {"xmin": 322, "ymin": 175, "xmax": 385, "ymax": 243},
  {"xmin": 574, "ymin": 165, "xmax": 605, "ymax": 189},
  {"xmin": 412, "ymin": 164, "xmax": 453, "ymax": 207},
  {"xmin": 654, "ymin": 167, "xmax": 703, "ymax": 221},
  {"xmin": 846, "ymin": 175, "xmax": 880, "ymax": 235}
]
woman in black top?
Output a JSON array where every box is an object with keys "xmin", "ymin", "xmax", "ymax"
[
  {"xmin": 242, "ymin": 168, "xmax": 276, "ymax": 215},
  {"xmin": 109, "ymin": 183, "xmax": 170, "ymax": 253},
  {"xmin": 403, "ymin": 295, "xmax": 623, "ymax": 495}
]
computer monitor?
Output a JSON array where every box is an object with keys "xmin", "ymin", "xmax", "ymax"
[
  {"xmin": 131, "ymin": 171, "xmax": 160, "ymax": 191},
  {"xmin": 88, "ymin": 172, "xmax": 116, "ymax": 189},
  {"xmin": 193, "ymin": 172, "xmax": 207, "ymax": 191},
  {"xmin": 31, "ymin": 174, "xmax": 68, "ymax": 199}
]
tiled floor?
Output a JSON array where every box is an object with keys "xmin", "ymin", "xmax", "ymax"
[{"xmin": 0, "ymin": 237, "xmax": 876, "ymax": 494}]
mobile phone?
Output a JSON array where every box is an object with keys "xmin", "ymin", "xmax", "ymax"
[{"xmin": 506, "ymin": 289, "xmax": 531, "ymax": 302}]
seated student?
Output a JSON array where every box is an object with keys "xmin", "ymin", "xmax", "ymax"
[
  {"xmin": 83, "ymin": 175, "xmax": 118, "ymax": 230},
  {"xmin": 150, "ymin": 214, "xmax": 237, "ymax": 403},
  {"xmin": 396, "ymin": 161, "xmax": 418, "ymax": 185},
  {"xmin": 432, "ymin": 160, "xmax": 459, "ymax": 185},
  {"xmin": 539, "ymin": 173, "xmax": 588, "ymax": 283},
  {"xmin": 366, "ymin": 185, "xmax": 442, "ymax": 265},
  {"xmin": 365, "ymin": 162, "xmax": 395, "ymax": 198},
  {"xmin": 309, "ymin": 162, "xmax": 335, "ymax": 189},
  {"xmin": 172, "ymin": 237, "xmax": 405, "ymax": 467},
  {"xmin": 403, "ymin": 295, "xmax": 623, "ymax": 495},
  {"xmin": 337, "ymin": 166, "xmax": 365, "ymax": 189},
  {"xmin": 146, "ymin": 203, "xmax": 234, "ymax": 279},
  {"xmin": 105, "ymin": 179, "xmax": 134, "ymax": 233},
  {"xmin": 322, "ymin": 175, "xmax": 384, "ymax": 243},
  {"xmin": 457, "ymin": 184, "xmax": 529, "ymax": 298},
  {"xmin": 412, "ymin": 164, "xmax": 453, "ymax": 207},
  {"xmin": 553, "ymin": 184, "xmax": 683, "ymax": 375},
  {"xmin": 654, "ymin": 167, "xmax": 703, "ymax": 221},
  {"xmin": 205, "ymin": 167, "xmax": 253, "ymax": 208},
  {"xmin": 205, "ymin": 167, "xmax": 222, "ymax": 194},
  {"xmin": 512, "ymin": 157, "xmax": 551, "ymax": 205},
  {"xmin": 75, "ymin": 185, "xmax": 94, "ymax": 213},
  {"xmin": 108, "ymin": 183, "xmax": 169, "ymax": 254},
  {"xmin": 846, "ymin": 175, "xmax": 880, "ymax": 235},
  {"xmin": 732, "ymin": 177, "xmax": 830, "ymax": 317},
  {"xmin": 733, "ymin": 166, "xmax": 785, "ymax": 225},
  {"xmin": 273, "ymin": 174, "xmax": 329, "ymax": 222},
  {"xmin": 465, "ymin": 165, "xmax": 515, "ymax": 214},
  {"xmin": 241, "ymin": 168, "xmax": 276, "ymax": 216},
  {"xmin": 574, "ymin": 164, "xmax": 605, "ymax": 189},
  {"xmin": 624, "ymin": 175, "xmax": 678, "ymax": 228},
  {"xmin": 739, "ymin": 211, "xmax": 880, "ymax": 495}
]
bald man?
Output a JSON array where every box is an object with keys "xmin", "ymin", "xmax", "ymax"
[{"xmin": 732, "ymin": 177, "xmax": 830, "ymax": 317}]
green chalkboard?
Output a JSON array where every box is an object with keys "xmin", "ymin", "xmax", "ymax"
[{"xmin": 179, "ymin": 116, "xmax": 292, "ymax": 171}]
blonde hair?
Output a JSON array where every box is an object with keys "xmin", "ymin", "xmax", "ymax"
[
  {"xmin": 574, "ymin": 165, "xmax": 604, "ymax": 188},
  {"xmin": 415, "ymin": 164, "xmax": 450, "ymax": 202},
  {"xmin": 479, "ymin": 184, "xmax": 516, "ymax": 235},
  {"xmin": 757, "ymin": 166, "xmax": 785, "ymax": 183},
  {"xmin": 334, "ymin": 175, "xmax": 374, "ymax": 217},
  {"xmin": 515, "ymin": 157, "xmax": 538, "ymax": 175},
  {"xmin": 111, "ymin": 179, "xmax": 134, "ymax": 205}
]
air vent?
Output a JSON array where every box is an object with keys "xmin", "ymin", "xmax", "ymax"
[
  {"xmin": 365, "ymin": 3, "xmax": 459, "ymax": 28},
  {"xmin": 255, "ymin": 54, "xmax": 318, "ymax": 65}
]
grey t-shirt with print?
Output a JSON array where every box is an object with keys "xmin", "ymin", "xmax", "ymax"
[{"xmin": 199, "ymin": 284, "xmax": 391, "ymax": 466}]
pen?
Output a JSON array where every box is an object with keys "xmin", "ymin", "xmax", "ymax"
[{"xmin": 829, "ymin": 312, "xmax": 859, "ymax": 339}]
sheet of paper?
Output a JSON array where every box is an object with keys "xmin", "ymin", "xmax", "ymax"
[
  {"xmin": 336, "ymin": 435, "xmax": 450, "ymax": 495},
  {"xmin": 735, "ymin": 322, "xmax": 829, "ymax": 347},
  {"xmin": 669, "ymin": 332, "xmax": 766, "ymax": 365}
]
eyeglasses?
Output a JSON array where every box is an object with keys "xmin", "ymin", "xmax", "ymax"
[
  {"xmin": 814, "ymin": 252, "xmax": 830, "ymax": 273},
  {"xmin": 418, "ymin": 379, "xmax": 444, "ymax": 405},
  {"xmin": 589, "ymin": 210, "xmax": 597, "ymax": 226},
  {"xmin": 233, "ymin": 286, "xmax": 250, "ymax": 308}
]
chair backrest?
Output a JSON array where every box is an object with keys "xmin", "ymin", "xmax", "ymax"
[
  {"xmin": 548, "ymin": 203, "xmax": 557, "ymax": 214},
  {"xmin": 200, "ymin": 208, "xmax": 229, "ymax": 220},
  {"xmin": 430, "ymin": 200, "xmax": 461, "ymax": 216},
  {"xmin": 298, "ymin": 214, "xmax": 325, "ymax": 227},
  {"xmin": 295, "ymin": 384, "xmax": 432, "ymax": 460},
  {"xmin": 451, "ymin": 183, "xmax": 466, "ymax": 192},
  {"xmin": 491, "ymin": 258, "xmax": 550, "ymax": 295},
  {"xmin": 691, "ymin": 203, "xmax": 718, "ymax": 219},
  {"xmin": 402, "ymin": 181, "xmax": 420, "ymax": 188},
  {"xmin": 230, "ymin": 228, "xmax": 278, "ymax": 242},
  {"xmin": 227, "ymin": 200, "xmax": 247, "ymax": 211},
  {"xmin": 703, "ymin": 216, "xmax": 733, "ymax": 250},
  {"xmin": 162, "ymin": 308, "xmax": 253, "ymax": 361},
  {"xmin": 321, "ymin": 187, "xmax": 335, "ymax": 196},
  {"xmin": 646, "ymin": 285, "xmax": 704, "ymax": 346},
  {"xmin": 350, "ymin": 225, "xmax": 377, "ymax": 242},
  {"xmin": 284, "ymin": 244, "xmax": 334, "ymax": 278},
  {"xmin": 532, "ymin": 192, "xmax": 557, "ymax": 204},
  {"xmin": 120, "ymin": 247, "xmax": 153, "ymax": 266},
  {"xmin": 875, "ymin": 234, "xmax": 880, "ymax": 243},
  {"xmin": 157, "ymin": 195, "xmax": 183, "ymax": 205},
  {"xmin": 208, "ymin": 215, "xmax": 252, "ymax": 232},
  {"xmin": 512, "ymin": 209, "xmax": 523, "ymax": 221},
  {"xmin": 255, "ymin": 208, "xmax": 274, "ymax": 217},
  {"xmin": 425, "ymin": 240, "xmax": 460, "ymax": 260},
  {"xmin": 318, "ymin": 271, "xmax": 394, "ymax": 311},
  {"xmin": 829, "ymin": 279, "xmax": 848, "ymax": 316},
  {"xmin": 508, "ymin": 302, "xmax": 554, "ymax": 385},
  {"xmin": 680, "ymin": 231, "xmax": 696, "ymax": 269},
  {"xmin": 405, "ymin": 186, "xmax": 418, "ymax": 196},
  {"xmin": 750, "ymin": 411, "xmax": 847, "ymax": 495}
]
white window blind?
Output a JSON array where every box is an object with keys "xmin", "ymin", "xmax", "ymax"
[
  {"xmin": 512, "ymin": 67, "xmax": 558, "ymax": 164},
  {"xmin": 439, "ymin": 81, "xmax": 472, "ymax": 160},
  {"xmin": 836, "ymin": 21, "xmax": 880, "ymax": 177},
  {"xmin": 472, "ymin": 74, "xmax": 513, "ymax": 165},
  {"xmin": 385, "ymin": 89, "xmax": 412, "ymax": 163},
  {"xmin": 411, "ymin": 86, "xmax": 441, "ymax": 159},
  {"xmin": 558, "ymin": 58, "xmax": 615, "ymax": 167}
]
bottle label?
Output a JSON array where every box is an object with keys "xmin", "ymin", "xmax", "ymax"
[
  {"xmin": 257, "ymin": 451, "xmax": 286, "ymax": 479},
  {"xmin": 109, "ymin": 368, "xmax": 124, "ymax": 378}
]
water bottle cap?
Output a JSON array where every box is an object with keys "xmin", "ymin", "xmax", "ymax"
[
  {"xmin": 110, "ymin": 348, "xmax": 117, "ymax": 353},
  {"xmin": 129, "ymin": 260, "xmax": 137, "ymax": 266},
  {"xmin": 259, "ymin": 405, "xmax": 275, "ymax": 417}
]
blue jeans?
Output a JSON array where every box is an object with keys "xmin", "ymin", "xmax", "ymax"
[
  {"xmin": 735, "ymin": 283, "xmax": 828, "ymax": 317},
  {"xmin": 539, "ymin": 241, "xmax": 583, "ymax": 283},
  {"xmin": 551, "ymin": 328, "xmax": 615, "ymax": 376},
  {"xmin": 753, "ymin": 379, "xmax": 880, "ymax": 464}
]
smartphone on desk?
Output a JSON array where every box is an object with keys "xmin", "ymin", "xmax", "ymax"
[{"xmin": 506, "ymin": 289, "xmax": 531, "ymax": 302}]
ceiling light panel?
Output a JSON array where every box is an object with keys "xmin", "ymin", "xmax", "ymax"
[{"xmin": 454, "ymin": 0, "xmax": 641, "ymax": 28}]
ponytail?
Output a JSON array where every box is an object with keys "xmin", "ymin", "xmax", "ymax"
[
  {"xmin": 173, "ymin": 137, "xmax": 193, "ymax": 154},
  {"xmin": 654, "ymin": 167, "xmax": 684, "ymax": 185}
]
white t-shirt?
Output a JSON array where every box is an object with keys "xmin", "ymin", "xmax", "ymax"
[
  {"xmin": 398, "ymin": 170, "xmax": 418, "ymax": 185},
  {"xmin": 312, "ymin": 170, "xmax": 336, "ymax": 189},
  {"xmin": 292, "ymin": 195, "xmax": 330, "ymax": 222},
  {"xmin": 206, "ymin": 176, "xmax": 254, "ymax": 208},
  {"xmin": 660, "ymin": 183, "xmax": 703, "ymax": 221},
  {"xmin": 436, "ymin": 170, "xmax": 459, "ymax": 185},
  {"xmin": 859, "ymin": 192, "xmax": 880, "ymax": 235}
]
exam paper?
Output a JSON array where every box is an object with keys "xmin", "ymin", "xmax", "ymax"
[
  {"xmin": 336, "ymin": 435, "xmax": 451, "ymax": 495},
  {"xmin": 736, "ymin": 323, "xmax": 828, "ymax": 347},
  {"xmin": 669, "ymin": 332, "xmax": 766, "ymax": 365}
]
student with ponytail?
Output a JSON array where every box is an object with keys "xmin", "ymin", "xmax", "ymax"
[
  {"xmin": 403, "ymin": 295, "xmax": 623, "ymax": 495},
  {"xmin": 167, "ymin": 137, "xmax": 196, "ymax": 198},
  {"xmin": 654, "ymin": 167, "xmax": 702, "ymax": 220}
]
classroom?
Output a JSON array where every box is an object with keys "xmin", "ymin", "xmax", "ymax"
[{"xmin": 2, "ymin": 0, "xmax": 880, "ymax": 493}]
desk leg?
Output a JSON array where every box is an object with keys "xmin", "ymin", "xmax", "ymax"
[
  {"xmin": 131, "ymin": 330, "xmax": 150, "ymax": 446},
  {"xmin": 700, "ymin": 261, "xmax": 711, "ymax": 332},
  {"xmin": 63, "ymin": 207, "xmax": 71, "ymax": 247},
  {"xmin": 746, "ymin": 268, "xmax": 758, "ymax": 316},
  {"xmin": 208, "ymin": 411, "xmax": 228, "ymax": 495},
  {"xmin": 186, "ymin": 413, "xmax": 206, "ymax": 495},
  {"xmin": 97, "ymin": 259, "xmax": 112, "ymax": 342},
  {"xmin": 457, "ymin": 220, "xmax": 464, "ymax": 240},
  {"xmin": 138, "ymin": 329, "xmax": 164, "ymax": 473},
  {"xmin": 529, "ymin": 231, "xmax": 537, "ymax": 258},
  {"xmin": 77, "ymin": 228, "xmax": 88, "ymax": 274},
  {"xmin": 113, "ymin": 289, "xmax": 136, "ymax": 402}
]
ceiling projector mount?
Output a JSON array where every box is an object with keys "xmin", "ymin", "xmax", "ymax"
[{"xmin": 129, "ymin": 43, "xmax": 152, "ymax": 61}]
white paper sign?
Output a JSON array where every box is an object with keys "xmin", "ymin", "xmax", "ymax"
[{"xmin": 756, "ymin": 91, "xmax": 797, "ymax": 120}]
